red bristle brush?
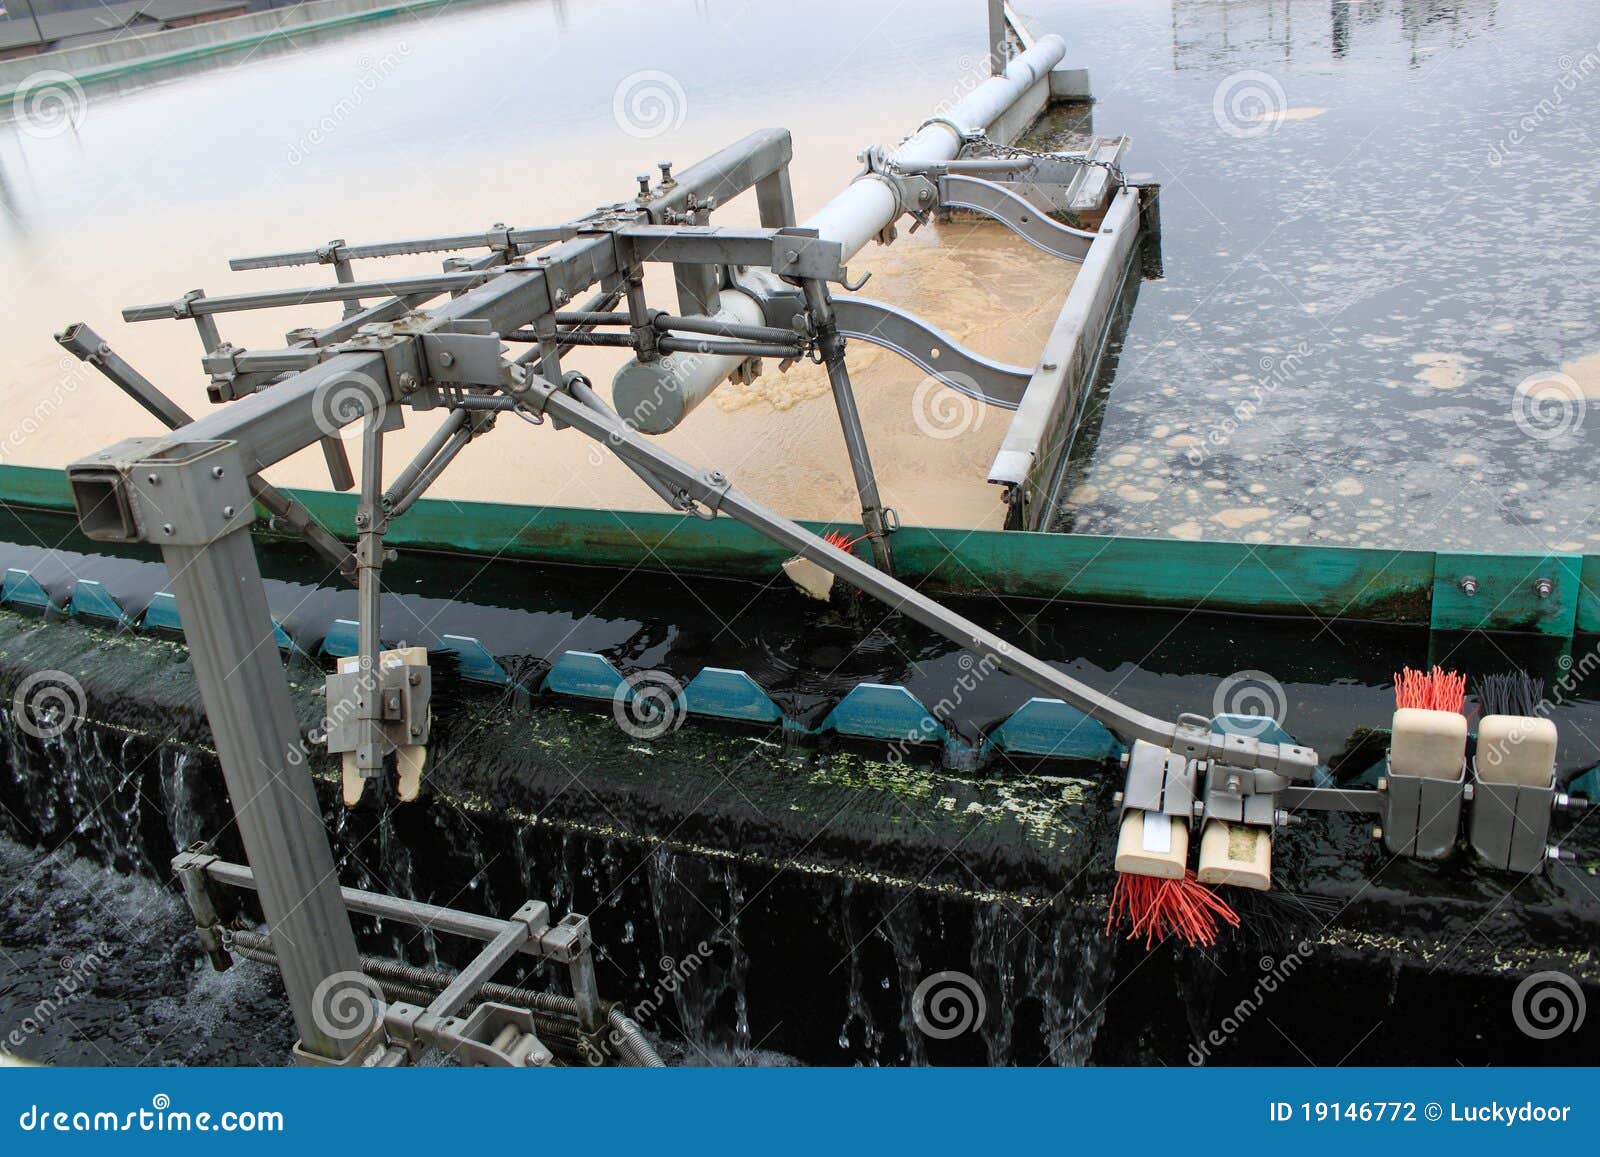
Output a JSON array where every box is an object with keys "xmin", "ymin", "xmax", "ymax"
[
  {"xmin": 822, "ymin": 529, "xmax": 862, "ymax": 551},
  {"xmin": 1394, "ymin": 666, "xmax": 1466, "ymax": 714},
  {"xmin": 1106, "ymin": 870, "xmax": 1241, "ymax": 949}
]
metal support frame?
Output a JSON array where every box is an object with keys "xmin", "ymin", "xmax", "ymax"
[
  {"xmin": 831, "ymin": 297, "xmax": 1030, "ymax": 408},
  {"xmin": 801, "ymin": 278, "xmax": 896, "ymax": 573},
  {"xmin": 937, "ymin": 173, "xmax": 1097, "ymax": 261},
  {"xmin": 174, "ymin": 854, "xmax": 606, "ymax": 1067},
  {"xmin": 153, "ymin": 525, "xmax": 365, "ymax": 1062},
  {"xmin": 55, "ymin": 324, "xmax": 356, "ymax": 581}
]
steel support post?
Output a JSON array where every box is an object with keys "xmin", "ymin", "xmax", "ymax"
[
  {"xmin": 756, "ymin": 167, "xmax": 796, "ymax": 228},
  {"xmin": 802, "ymin": 278, "xmax": 895, "ymax": 573},
  {"xmin": 987, "ymin": 0, "xmax": 1010, "ymax": 74},
  {"xmin": 354, "ymin": 414, "xmax": 387, "ymax": 775},
  {"xmin": 160, "ymin": 528, "xmax": 363, "ymax": 1061}
]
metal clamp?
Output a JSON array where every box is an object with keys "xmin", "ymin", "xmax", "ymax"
[{"xmin": 1378, "ymin": 758, "xmax": 1466, "ymax": 861}]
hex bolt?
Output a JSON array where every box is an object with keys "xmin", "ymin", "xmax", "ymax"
[
  {"xmin": 657, "ymin": 161, "xmax": 674, "ymax": 184},
  {"xmin": 1458, "ymin": 575, "xmax": 1478, "ymax": 596},
  {"xmin": 636, "ymin": 174, "xmax": 652, "ymax": 197},
  {"xmin": 438, "ymin": 351, "xmax": 456, "ymax": 368},
  {"xmin": 1534, "ymin": 577, "xmax": 1554, "ymax": 599}
]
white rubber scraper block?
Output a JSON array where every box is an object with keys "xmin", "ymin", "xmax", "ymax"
[
  {"xmin": 1476, "ymin": 714, "xmax": 1557, "ymax": 787},
  {"xmin": 1390, "ymin": 707, "xmax": 1467, "ymax": 779},
  {"xmin": 1115, "ymin": 810, "xmax": 1188, "ymax": 879},
  {"xmin": 1197, "ymin": 820, "xmax": 1272, "ymax": 891},
  {"xmin": 782, "ymin": 555, "xmax": 835, "ymax": 602}
]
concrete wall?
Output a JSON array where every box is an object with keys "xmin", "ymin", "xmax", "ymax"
[{"xmin": 0, "ymin": 0, "xmax": 451, "ymax": 93}]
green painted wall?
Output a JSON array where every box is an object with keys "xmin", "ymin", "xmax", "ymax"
[{"xmin": 2, "ymin": 463, "xmax": 1586, "ymax": 634}]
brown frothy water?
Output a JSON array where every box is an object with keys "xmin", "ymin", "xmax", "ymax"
[{"xmin": 0, "ymin": 5, "xmax": 1072, "ymax": 534}]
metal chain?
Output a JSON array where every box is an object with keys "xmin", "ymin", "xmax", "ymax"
[{"xmin": 958, "ymin": 129, "xmax": 1128, "ymax": 187}]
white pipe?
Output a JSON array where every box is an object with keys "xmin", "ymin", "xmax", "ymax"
[
  {"xmin": 612, "ymin": 289, "xmax": 767, "ymax": 433},
  {"xmin": 807, "ymin": 34, "xmax": 1066, "ymax": 260},
  {"xmin": 610, "ymin": 34, "xmax": 1068, "ymax": 433}
]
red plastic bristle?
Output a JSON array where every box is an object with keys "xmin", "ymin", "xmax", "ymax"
[
  {"xmin": 822, "ymin": 529, "xmax": 856, "ymax": 551},
  {"xmin": 1105, "ymin": 870, "xmax": 1241, "ymax": 949},
  {"xmin": 1394, "ymin": 666, "xmax": 1467, "ymax": 714}
]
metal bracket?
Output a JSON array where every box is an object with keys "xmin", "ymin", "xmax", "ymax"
[
  {"xmin": 420, "ymin": 331, "xmax": 512, "ymax": 387},
  {"xmin": 1117, "ymin": 738, "xmax": 1199, "ymax": 822},
  {"xmin": 614, "ymin": 224, "xmax": 849, "ymax": 284},
  {"xmin": 830, "ymin": 296, "xmax": 1030, "ymax": 408},
  {"xmin": 323, "ymin": 647, "xmax": 433, "ymax": 796},
  {"xmin": 1378, "ymin": 761, "xmax": 1466, "ymax": 860},
  {"xmin": 937, "ymin": 174, "xmax": 1096, "ymax": 261},
  {"xmin": 1467, "ymin": 769, "xmax": 1559, "ymax": 872},
  {"xmin": 67, "ymin": 437, "xmax": 254, "ymax": 546}
]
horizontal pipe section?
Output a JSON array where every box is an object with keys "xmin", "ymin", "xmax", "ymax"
[{"xmin": 608, "ymin": 36, "xmax": 1066, "ymax": 432}]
